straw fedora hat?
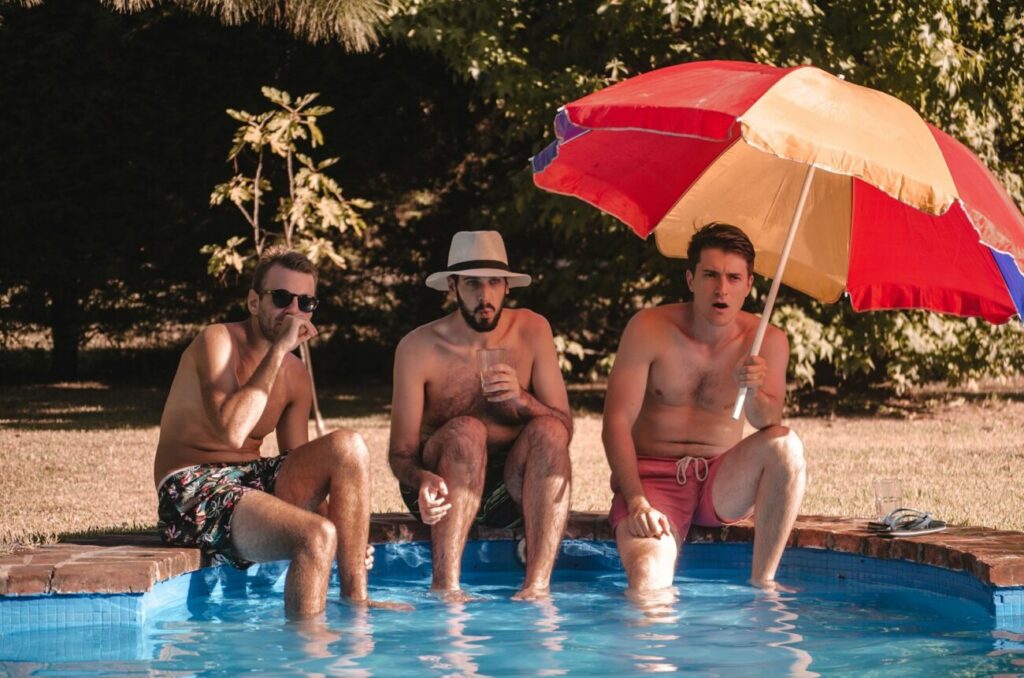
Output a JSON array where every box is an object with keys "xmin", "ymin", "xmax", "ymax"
[{"xmin": 425, "ymin": 231, "xmax": 532, "ymax": 291}]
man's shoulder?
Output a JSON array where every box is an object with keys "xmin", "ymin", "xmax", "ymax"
[
  {"xmin": 190, "ymin": 322, "xmax": 238, "ymax": 356},
  {"xmin": 507, "ymin": 307, "xmax": 552, "ymax": 335},
  {"xmin": 197, "ymin": 320, "xmax": 248, "ymax": 340},
  {"xmin": 758, "ymin": 313, "xmax": 790, "ymax": 344},
  {"xmin": 736, "ymin": 310, "xmax": 786, "ymax": 336},
  {"xmin": 627, "ymin": 303, "xmax": 683, "ymax": 331},
  {"xmin": 396, "ymin": 318, "xmax": 447, "ymax": 355},
  {"xmin": 733, "ymin": 311, "xmax": 789, "ymax": 353}
]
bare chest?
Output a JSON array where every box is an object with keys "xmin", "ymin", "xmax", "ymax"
[
  {"xmin": 646, "ymin": 341, "xmax": 748, "ymax": 413},
  {"xmin": 422, "ymin": 349, "xmax": 532, "ymax": 430}
]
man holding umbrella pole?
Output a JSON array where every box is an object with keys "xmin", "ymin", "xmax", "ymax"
[
  {"xmin": 603, "ymin": 223, "xmax": 806, "ymax": 594},
  {"xmin": 535, "ymin": 58, "xmax": 1024, "ymax": 596}
]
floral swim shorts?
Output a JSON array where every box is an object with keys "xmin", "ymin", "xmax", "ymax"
[{"xmin": 157, "ymin": 455, "xmax": 286, "ymax": 569}]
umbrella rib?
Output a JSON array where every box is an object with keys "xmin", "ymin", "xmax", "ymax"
[{"xmin": 564, "ymin": 108, "xmax": 740, "ymax": 143}]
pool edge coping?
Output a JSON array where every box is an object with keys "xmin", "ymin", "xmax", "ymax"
[{"xmin": 1, "ymin": 512, "xmax": 1023, "ymax": 597}]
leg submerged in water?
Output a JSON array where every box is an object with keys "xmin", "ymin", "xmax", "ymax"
[
  {"xmin": 505, "ymin": 416, "xmax": 572, "ymax": 600},
  {"xmin": 422, "ymin": 416, "xmax": 488, "ymax": 595},
  {"xmin": 710, "ymin": 426, "xmax": 806, "ymax": 586}
]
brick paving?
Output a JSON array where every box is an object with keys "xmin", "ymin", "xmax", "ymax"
[{"xmin": 2, "ymin": 513, "xmax": 1023, "ymax": 596}]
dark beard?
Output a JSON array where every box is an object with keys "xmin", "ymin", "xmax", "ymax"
[
  {"xmin": 257, "ymin": 312, "xmax": 277, "ymax": 342},
  {"xmin": 456, "ymin": 287, "xmax": 503, "ymax": 332}
]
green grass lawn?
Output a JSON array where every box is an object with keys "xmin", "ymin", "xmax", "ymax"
[{"xmin": 1, "ymin": 380, "xmax": 1022, "ymax": 553}]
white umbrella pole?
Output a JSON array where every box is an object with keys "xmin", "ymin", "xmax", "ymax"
[{"xmin": 731, "ymin": 164, "xmax": 817, "ymax": 421}]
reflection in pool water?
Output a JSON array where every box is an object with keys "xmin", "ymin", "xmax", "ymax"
[{"xmin": 2, "ymin": 540, "xmax": 1023, "ymax": 676}]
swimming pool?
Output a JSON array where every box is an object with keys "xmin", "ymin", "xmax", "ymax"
[{"xmin": 3, "ymin": 539, "xmax": 1023, "ymax": 675}]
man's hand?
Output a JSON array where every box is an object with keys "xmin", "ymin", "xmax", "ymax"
[
  {"xmin": 734, "ymin": 354, "xmax": 768, "ymax": 390},
  {"xmin": 274, "ymin": 315, "xmax": 318, "ymax": 353},
  {"xmin": 419, "ymin": 472, "xmax": 452, "ymax": 525},
  {"xmin": 627, "ymin": 497, "xmax": 672, "ymax": 539},
  {"xmin": 481, "ymin": 363, "xmax": 522, "ymax": 403}
]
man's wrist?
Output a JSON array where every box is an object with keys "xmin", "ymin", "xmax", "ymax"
[
  {"xmin": 413, "ymin": 469, "xmax": 434, "ymax": 488},
  {"xmin": 396, "ymin": 462, "xmax": 427, "ymax": 490},
  {"xmin": 269, "ymin": 341, "xmax": 292, "ymax": 361},
  {"xmin": 626, "ymin": 495, "xmax": 651, "ymax": 512}
]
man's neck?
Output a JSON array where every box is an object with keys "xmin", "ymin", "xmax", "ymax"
[
  {"xmin": 682, "ymin": 303, "xmax": 744, "ymax": 347},
  {"xmin": 241, "ymin": 316, "xmax": 274, "ymax": 355}
]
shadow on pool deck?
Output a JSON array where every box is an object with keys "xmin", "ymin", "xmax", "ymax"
[{"xmin": 1, "ymin": 513, "xmax": 1023, "ymax": 596}]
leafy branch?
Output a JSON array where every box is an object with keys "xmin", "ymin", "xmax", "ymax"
[{"xmin": 205, "ymin": 86, "xmax": 373, "ymax": 436}]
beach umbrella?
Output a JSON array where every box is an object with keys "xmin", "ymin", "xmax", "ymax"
[{"xmin": 531, "ymin": 60, "xmax": 1024, "ymax": 418}]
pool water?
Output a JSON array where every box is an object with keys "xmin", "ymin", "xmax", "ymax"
[{"xmin": 3, "ymin": 541, "xmax": 1024, "ymax": 676}]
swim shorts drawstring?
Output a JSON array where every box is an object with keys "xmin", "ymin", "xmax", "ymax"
[{"xmin": 675, "ymin": 456, "xmax": 710, "ymax": 485}]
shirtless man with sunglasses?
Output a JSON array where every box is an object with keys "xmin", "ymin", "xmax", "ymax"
[{"xmin": 154, "ymin": 246, "xmax": 387, "ymax": 619}]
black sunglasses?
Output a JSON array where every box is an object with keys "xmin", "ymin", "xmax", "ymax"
[{"xmin": 262, "ymin": 289, "xmax": 319, "ymax": 313}]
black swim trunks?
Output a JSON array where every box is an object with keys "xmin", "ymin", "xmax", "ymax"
[
  {"xmin": 157, "ymin": 455, "xmax": 287, "ymax": 569},
  {"xmin": 400, "ymin": 446, "xmax": 522, "ymax": 529}
]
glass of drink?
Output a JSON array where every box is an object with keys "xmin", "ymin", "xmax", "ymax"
[
  {"xmin": 872, "ymin": 478, "xmax": 902, "ymax": 520},
  {"xmin": 476, "ymin": 348, "xmax": 507, "ymax": 387}
]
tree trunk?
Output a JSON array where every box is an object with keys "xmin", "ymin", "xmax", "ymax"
[{"xmin": 49, "ymin": 281, "xmax": 81, "ymax": 381}]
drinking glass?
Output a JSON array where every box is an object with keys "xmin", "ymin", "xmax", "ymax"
[
  {"xmin": 476, "ymin": 348, "xmax": 507, "ymax": 387},
  {"xmin": 872, "ymin": 478, "xmax": 902, "ymax": 520}
]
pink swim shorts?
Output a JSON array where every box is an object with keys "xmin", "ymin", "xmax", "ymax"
[{"xmin": 609, "ymin": 455, "xmax": 750, "ymax": 537}]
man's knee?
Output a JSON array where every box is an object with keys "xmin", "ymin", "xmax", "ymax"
[
  {"xmin": 295, "ymin": 515, "xmax": 337, "ymax": 560},
  {"xmin": 762, "ymin": 426, "xmax": 805, "ymax": 476},
  {"xmin": 324, "ymin": 429, "xmax": 370, "ymax": 471},
  {"xmin": 524, "ymin": 415, "xmax": 570, "ymax": 452},
  {"xmin": 435, "ymin": 416, "xmax": 488, "ymax": 466},
  {"xmin": 626, "ymin": 543, "xmax": 677, "ymax": 589}
]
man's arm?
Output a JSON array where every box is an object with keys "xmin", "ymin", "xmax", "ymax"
[
  {"xmin": 388, "ymin": 335, "xmax": 451, "ymax": 525},
  {"xmin": 602, "ymin": 312, "xmax": 672, "ymax": 538},
  {"xmin": 482, "ymin": 315, "xmax": 573, "ymax": 438},
  {"xmin": 387, "ymin": 335, "xmax": 428, "ymax": 489},
  {"xmin": 737, "ymin": 325, "xmax": 789, "ymax": 429},
  {"xmin": 276, "ymin": 359, "xmax": 313, "ymax": 452},
  {"xmin": 196, "ymin": 316, "xmax": 316, "ymax": 450}
]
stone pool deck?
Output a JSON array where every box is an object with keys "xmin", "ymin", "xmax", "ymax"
[{"xmin": 2, "ymin": 512, "xmax": 1023, "ymax": 596}]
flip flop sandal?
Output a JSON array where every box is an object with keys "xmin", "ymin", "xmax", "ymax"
[{"xmin": 867, "ymin": 507, "xmax": 947, "ymax": 537}]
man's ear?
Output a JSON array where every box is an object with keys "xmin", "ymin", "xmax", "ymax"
[
  {"xmin": 247, "ymin": 289, "xmax": 260, "ymax": 316},
  {"xmin": 685, "ymin": 269, "xmax": 694, "ymax": 292}
]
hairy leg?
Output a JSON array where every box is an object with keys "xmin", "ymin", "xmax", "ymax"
[
  {"xmin": 614, "ymin": 520, "xmax": 682, "ymax": 593},
  {"xmin": 504, "ymin": 415, "xmax": 571, "ymax": 598},
  {"xmin": 273, "ymin": 429, "xmax": 371, "ymax": 600},
  {"xmin": 710, "ymin": 426, "xmax": 806, "ymax": 585},
  {"xmin": 422, "ymin": 416, "xmax": 488, "ymax": 592},
  {"xmin": 231, "ymin": 491, "xmax": 337, "ymax": 619}
]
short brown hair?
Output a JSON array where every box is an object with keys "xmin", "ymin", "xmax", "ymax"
[
  {"xmin": 686, "ymin": 223, "xmax": 755, "ymax": 274},
  {"xmin": 252, "ymin": 246, "xmax": 318, "ymax": 292}
]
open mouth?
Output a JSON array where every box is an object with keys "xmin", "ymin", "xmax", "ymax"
[{"xmin": 712, "ymin": 302, "xmax": 728, "ymax": 310}]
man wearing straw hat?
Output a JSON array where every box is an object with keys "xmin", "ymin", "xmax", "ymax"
[
  {"xmin": 389, "ymin": 230, "xmax": 573, "ymax": 601},
  {"xmin": 603, "ymin": 223, "xmax": 806, "ymax": 595}
]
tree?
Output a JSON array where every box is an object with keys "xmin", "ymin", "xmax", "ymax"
[
  {"xmin": 0, "ymin": 0, "xmax": 487, "ymax": 383},
  {"xmin": 206, "ymin": 86, "xmax": 371, "ymax": 433},
  {"xmin": 0, "ymin": 1, "xmax": 229, "ymax": 379},
  {"xmin": 1, "ymin": 0, "xmax": 389, "ymax": 51},
  {"xmin": 384, "ymin": 0, "xmax": 1024, "ymax": 389}
]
